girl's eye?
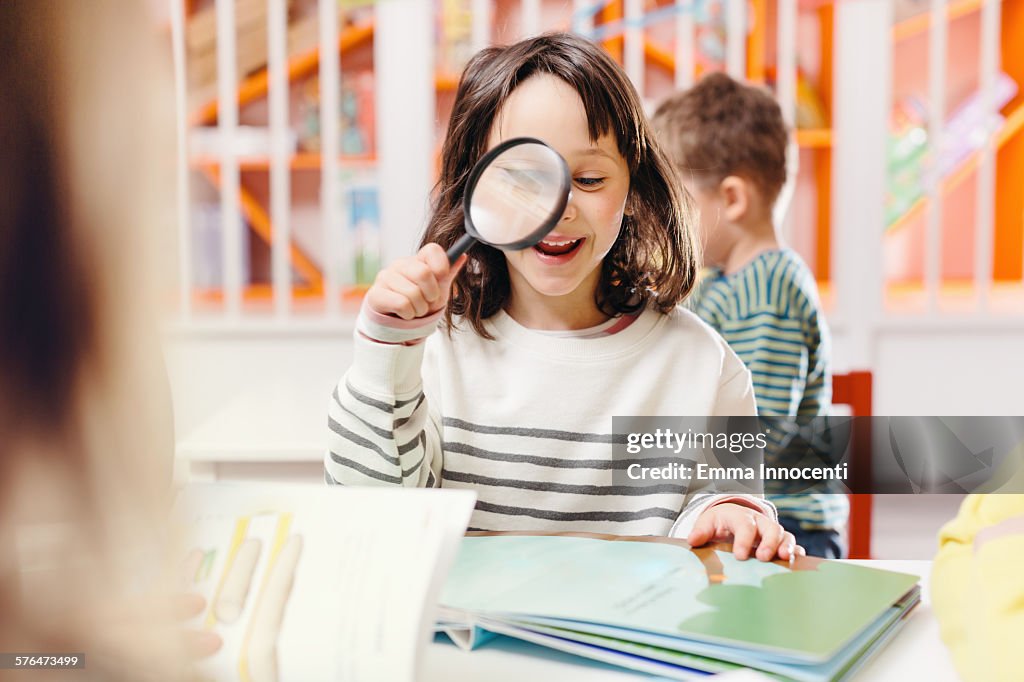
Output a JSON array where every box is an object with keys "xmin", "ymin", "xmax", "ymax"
[{"xmin": 575, "ymin": 177, "xmax": 605, "ymax": 188}]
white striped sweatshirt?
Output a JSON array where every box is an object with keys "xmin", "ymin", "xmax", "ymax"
[{"xmin": 325, "ymin": 304, "xmax": 776, "ymax": 538}]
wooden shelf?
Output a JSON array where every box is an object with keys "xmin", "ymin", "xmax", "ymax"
[
  {"xmin": 887, "ymin": 100, "xmax": 1024, "ymax": 234},
  {"xmin": 189, "ymin": 20, "xmax": 375, "ymax": 126},
  {"xmin": 189, "ymin": 17, "xmax": 465, "ymax": 122},
  {"xmin": 190, "ymin": 152, "xmax": 376, "ymax": 171},
  {"xmin": 643, "ymin": 38, "xmax": 834, "ymax": 151},
  {"xmin": 436, "ymin": 72, "xmax": 460, "ymax": 92},
  {"xmin": 197, "ymin": 165, "xmax": 324, "ymax": 288},
  {"xmin": 796, "ymin": 128, "xmax": 833, "ymax": 148},
  {"xmin": 892, "ymin": 0, "xmax": 985, "ymax": 43},
  {"xmin": 643, "ymin": 39, "xmax": 674, "ymax": 74},
  {"xmin": 191, "ymin": 283, "xmax": 367, "ymax": 302}
]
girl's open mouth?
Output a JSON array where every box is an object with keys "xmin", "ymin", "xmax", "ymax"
[{"xmin": 533, "ymin": 237, "xmax": 584, "ymax": 262}]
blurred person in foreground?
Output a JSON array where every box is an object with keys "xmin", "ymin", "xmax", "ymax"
[
  {"xmin": 932, "ymin": 487, "xmax": 1024, "ymax": 681},
  {"xmin": 0, "ymin": 1, "xmax": 219, "ymax": 678}
]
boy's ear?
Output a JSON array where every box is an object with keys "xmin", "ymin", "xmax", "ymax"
[{"xmin": 718, "ymin": 176, "xmax": 749, "ymax": 222}]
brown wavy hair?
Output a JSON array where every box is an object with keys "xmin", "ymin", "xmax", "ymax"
[
  {"xmin": 651, "ymin": 71, "xmax": 788, "ymax": 203},
  {"xmin": 423, "ymin": 32, "xmax": 699, "ymax": 338}
]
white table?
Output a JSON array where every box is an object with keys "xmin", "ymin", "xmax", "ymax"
[{"xmin": 422, "ymin": 560, "xmax": 958, "ymax": 681}]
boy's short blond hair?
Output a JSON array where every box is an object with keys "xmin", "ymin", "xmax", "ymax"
[{"xmin": 652, "ymin": 72, "xmax": 788, "ymax": 205}]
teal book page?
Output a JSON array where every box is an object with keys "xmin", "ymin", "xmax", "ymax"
[{"xmin": 440, "ymin": 535, "xmax": 918, "ymax": 662}]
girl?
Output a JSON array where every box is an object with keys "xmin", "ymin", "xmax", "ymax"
[{"xmin": 326, "ymin": 33, "xmax": 801, "ymax": 562}]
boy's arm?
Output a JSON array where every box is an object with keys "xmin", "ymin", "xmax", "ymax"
[
  {"xmin": 324, "ymin": 305, "xmax": 443, "ymax": 488},
  {"xmin": 795, "ymin": 309, "xmax": 831, "ymax": 417}
]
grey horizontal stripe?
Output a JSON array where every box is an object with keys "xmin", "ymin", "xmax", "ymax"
[
  {"xmin": 426, "ymin": 469, "xmax": 436, "ymax": 488},
  {"xmin": 442, "ymin": 468, "xmax": 687, "ymax": 496},
  {"xmin": 444, "ymin": 417, "xmax": 623, "ymax": 443},
  {"xmin": 394, "ymin": 394, "xmax": 426, "ymax": 427},
  {"xmin": 395, "ymin": 392, "xmax": 424, "ymax": 408},
  {"xmin": 345, "ymin": 381, "xmax": 393, "ymax": 414},
  {"xmin": 473, "ymin": 500, "xmax": 678, "ymax": 523},
  {"xmin": 327, "ymin": 451, "xmax": 402, "ymax": 485},
  {"xmin": 331, "ymin": 399, "xmax": 394, "ymax": 440},
  {"xmin": 445, "ymin": 440, "xmax": 687, "ymax": 470},
  {"xmin": 402, "ymin": 451, "xmax": 425, "ymax": 479},
  {"xmin": 328, "ymin": 420, "xmax": 401, "ymax": 467},
  {"xmin": 325, "ymin": 469, "xmax": 340, "ymax": 485},
  {"xmin": 397, "ymin": 432, "xmax": 423, "ymax": 455}
]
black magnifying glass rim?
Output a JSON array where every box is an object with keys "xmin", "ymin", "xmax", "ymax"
[{"xmin": 461, "ymin": 136, "xmax": 572, "ymax": 252}]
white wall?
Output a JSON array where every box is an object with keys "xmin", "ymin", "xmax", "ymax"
[{"xmin": 167, "ymin": 327, "xmax": 1024, "ymax": 457}]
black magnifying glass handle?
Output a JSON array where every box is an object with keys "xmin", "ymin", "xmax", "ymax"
[{"xmin": 447, "ymin": 232, "xmax": 475, "ymax": 264}]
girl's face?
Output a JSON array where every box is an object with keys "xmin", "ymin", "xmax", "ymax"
[{"xmin": 487, "ymin": 74, "xmax": 630, "ymax": 309}]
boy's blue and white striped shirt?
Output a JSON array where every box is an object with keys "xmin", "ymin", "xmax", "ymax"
[{"xmin": 689, "ymin": 249, "xmax": 848, "ymax": 531}]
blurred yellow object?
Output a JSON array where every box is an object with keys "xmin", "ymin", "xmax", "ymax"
[{"xmin": 932, "ymin": 490, "xmax": 1024, "ymax": 682}]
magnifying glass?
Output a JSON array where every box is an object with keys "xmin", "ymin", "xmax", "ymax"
[{"xmin": 446, "ymin": 137, "xmax": 572, "ymax": 264}]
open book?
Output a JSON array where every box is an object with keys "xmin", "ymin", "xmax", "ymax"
[
  {"xmin": 438, "ymin": 533, "xmax": 920, "ymax": 682},
  {"xmin": 172, "ymin": 483, "xmax": 475, "ymax": 682}
]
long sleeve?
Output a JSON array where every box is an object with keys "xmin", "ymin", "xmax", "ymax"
[
  {"xmin": 669, "ymin": 362, "xmax": 776, "ymax": 540},
  {"xmin": 324, "ymin": 330, "xmax": 443, "ymax": 488}
]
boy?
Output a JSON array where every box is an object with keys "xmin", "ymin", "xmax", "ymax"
[{"xmin": 652, "ymin": 72, "xmax": 848, "ymax": 558}]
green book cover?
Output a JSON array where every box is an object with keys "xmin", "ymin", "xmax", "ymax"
[{"xmin": 440, "ymin": 533, "xmax": 919, "ymax": 666}]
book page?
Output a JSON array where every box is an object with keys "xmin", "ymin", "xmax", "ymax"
[
  {"xmin": 174, "ymin": 483, "xmax": 475, "ymax": 682},
  {"xmin": 441, "ymin": 535, "xmax": 918, "ymax": 661}
]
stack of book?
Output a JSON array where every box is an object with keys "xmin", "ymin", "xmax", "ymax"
[{"xmin": 438, "ymin": 533, "xmax": 920, "ymax": 682}]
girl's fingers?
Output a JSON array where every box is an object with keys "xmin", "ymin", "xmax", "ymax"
[
  {"xmin": 404, "ymin": 258, "xmax": 441, "ymax": 304},
  {"xmin": 686, "ymin": 512, "xmax": 717, "ymax": 548},
  {"xmin": 365, "ymin": 288, "xmax": 419, "ymax": 320},
  {"xmin": 418, "ymin": 244, "xmax": 452, "ymax": 281},
  {"xmin": 419, "ymin": 247, "xmax": 467, "ymax": 312},
  {"xmin": 755, "ymin": 516, "xmax": 785, "ymax": 561},
  {"xmin": 377, "ymin": 269, "xmax": 431, "ymax": 318},
  {"xmin": 780, "ymin": 532, "xmax": 799, "ymax": 560},
  {"xmin": 730, "ymin": 513, "xmax": 758, "ymax": 560},
  {"xmin": 365, "ymin": 246, "xmax": 467, "ymax": 320}
]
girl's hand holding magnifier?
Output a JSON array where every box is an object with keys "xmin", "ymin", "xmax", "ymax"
[{"xmin": 364, "ymin": 138, "xmax": 570, "ymax": 323}]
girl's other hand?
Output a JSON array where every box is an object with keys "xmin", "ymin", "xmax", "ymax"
[
  {"xmin": 365, "ymin": 245, "xmax": 468, "ymax": 320},
  {"xmin": 688, "ymin": 502, "xmax": 805, "ymax": 562}
]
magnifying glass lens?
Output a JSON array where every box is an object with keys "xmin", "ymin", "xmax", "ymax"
[{"xmin": 468, "ymin": 143, "xmax": 567, "ymax": 247}]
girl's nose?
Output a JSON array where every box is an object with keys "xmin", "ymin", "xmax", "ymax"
[{"xmin": 559, "ymin": 191, "xmax": 576, "ymax": 223}]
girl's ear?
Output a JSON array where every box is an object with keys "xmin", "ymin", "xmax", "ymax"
[{"xmin": 719, "ymin": 176, "xmax": 749, "ymax": 223}]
